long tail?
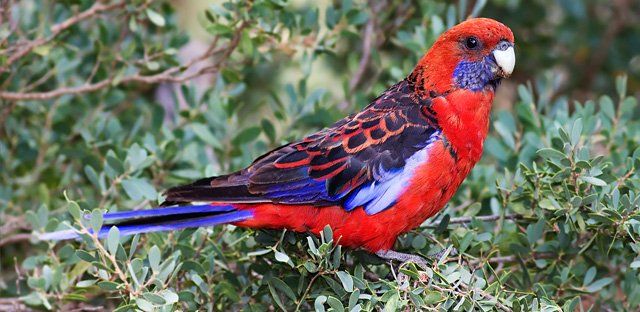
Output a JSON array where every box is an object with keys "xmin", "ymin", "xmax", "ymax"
[{"xmin": 38, "ymin": 204, "xmax": 253, "ymax": 241}]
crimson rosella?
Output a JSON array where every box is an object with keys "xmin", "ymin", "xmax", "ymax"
[{"xmin": 42, "ymin": 18, "xmax": 515, "ymax": 265}]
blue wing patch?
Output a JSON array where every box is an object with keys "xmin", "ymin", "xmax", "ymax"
[{"xmin": 344, "ymin": 132, "xmax": 439, "ymax": 214}]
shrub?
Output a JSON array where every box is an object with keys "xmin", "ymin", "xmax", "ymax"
[{"xmin": 1, "ymin": 0, "xmax": 639, "ymax": 311}]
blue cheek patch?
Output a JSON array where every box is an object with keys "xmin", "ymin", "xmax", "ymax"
[{"xmin": 453, "ymin": 56, "xmax": 496, "ymax": 91}]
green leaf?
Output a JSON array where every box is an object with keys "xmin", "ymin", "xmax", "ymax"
[
  {"xmin": 322, "ymin": 225, "xmax": 333, "ymax": 243},
  {"xmin": 90, "ymin": 209, "xmax": 103, "ymax": 234},
  {"xmin": 411, "ymin": 235, "xmax": 427, "ymax": 249},
  {"xmin": 580, "ymin": 176, "xmax": 607, "ymax": 186},
  {"xmin": 159, "ymin": 290, "xmax": 179, "ymax": 304},
  {"xmin": 586, "ymin": 277, "xmax": 613, "ymax": 292},
  {"xmin": 476, "ymin": 232, "xmax": 492, "ymax": 242},
  {"xmin": 383, "ymin": 292, "xmax": 400, "ymax": 312},
  {"xmin": 346, "ymin": 10, "xmax": 368, "ymax": 25},
  {"xmin": 268, "ymin": 277, "xmax": 296, "ymax": 301},
  {"xmin": 326, "ymin": 296, "xmax": 344, "ymax": 312},
  {"xmin": 84, "ymin": 165, "xmax": 102, "ymax": 191},
  {"xmin": 129, "ymin": 234, "xmax": 140, "ymax": 259},
  {"xmin": 424, "ymin": 291, "xmax": 443, "ymax": 304},
  {"xmin": 97, "ymin": 281, "xmax": 119, "ymax": 291},
  {"xmin": 146, "ymin": 9, "xmax": 165, "ymax": 27},
  {"xmin": 326, "ymin": 6, "xmax": 341, "ymax": 28},
  {"xmin": 336, "ymin": 271, "xmax": 354, "ymax": 292},
  {"xmin": 191, "ymin": 123, "xmax": 222, "ymax": 148},
  {"xmin": 571, "ymin": 118, "xmax": 583, "ymax": 146},
  {"xmin": 273, "ymin": 250, "xmax": 290, "ymax": 264},
  {"xmin": 142, "ymin": 292, "xmax": 166, "ymax": 305},
  {"xmin": 75, "ymin": 250, "xmax": 96, "ymax": 262},
  {"xmin": 75, "ymin": 280, "xmax": 97, "ymax": 288},
  {"xmin": 126, "ymin": 143, "xmax": 148, "ymax": 171},
  {"xmin": 207, "ymin": 24, "xmax": 233, "ymax": 36},
  {"xmin": 307, "ymin": 236, "xmax": 319, "ymax": 255},
  {"xmin": 106, "ymin": 226, "xmax": 119, "ymax": 255},
  {"xmin": 616, "ymin": 75, "xmax": 627, "ymax": 97},
  {"xmin": 314, "ymin": 295, "xmax": 327, "ymax": 312},
  {"xmin": 583, "ymin": 267, "xmax": 596, "ymax": 286},
  {"xmin": 33, "ymin": 44, "xmax": 52, "ymax": 56},
  {"xmin": 332, "ymin": 245, "xmax": 342, "ymax": 269},
  {"xmin": 27, "ymin": 276, "xmax": 46, "ymax": 289},
  {"xmin": 121, "ymin": 178, "xmax": 157, "ymax": 201},
  {"xmin": 526, "ymin": 219, "xmax": 545, "ymax": 245},
  {"xmin": 148, "ymin": 245, "xmax": 161, "ymax": 273},
  {"xmin": 600, "ymin": 95, "xmax": 615, "ymax": 120},
  {"xmin": 435, "ymin": 214, "xmax": 450, "ymax": 234},
  {"xmin": 232, "ymin": 127, "xmax": 262, "ymax": 145},
  {"xmin": 268, "ymin": 281, "xmax": 286, "ymax": 311},
  {"xmin": 240, "ymin": 29, "xmax": 253, "ymax": 54},
  {"xmin": 261, "ymin": 119, "xmax": 276, "ymax": 142},
  {"xmin": 303, "ymin": 261, "xmax": 318, "ymax": 273},
  {"xmin": 105, "ymin": 153, "xmax": 124, "ymax": 176},
  {"xmin": 537, "ymin": 148, "xmax": 566, "ymax": 160},
  {"xmin": 136, "ymin": 297, "xmax": 155, "ymax": 312},
  {"xmin": 67, "ymin": 199, "xmax": 82, "ymax": 220}
]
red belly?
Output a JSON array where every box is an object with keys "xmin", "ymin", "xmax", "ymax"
[{"xmin": 234, "ymin": 141, "xmax": 475, "ymax": 252}]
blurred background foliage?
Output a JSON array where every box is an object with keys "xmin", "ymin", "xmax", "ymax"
[{"xmin": 1, "ymin": 0, "xmax": 640, "ymax": 311}]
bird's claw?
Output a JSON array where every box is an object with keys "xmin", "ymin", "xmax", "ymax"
[
  {"xmin": 376, "ymin": 247, "xmax": 459, "ymax": 281},
  {"xmin": 376, "ymin": 250, "xmax": 431, "ymax": 272},
  {"xmin": 430, "ymin": 246, "xmax": 459, "ymax": 261}
]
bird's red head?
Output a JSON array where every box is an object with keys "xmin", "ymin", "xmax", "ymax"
[{"xmin": 411, "ymin": 18, "xmax": 515, "ymax": 95}]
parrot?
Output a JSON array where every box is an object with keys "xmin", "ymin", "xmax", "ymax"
[{"xmin": 41, "ymin": 18, "xmax": 515, "ymax": 266}]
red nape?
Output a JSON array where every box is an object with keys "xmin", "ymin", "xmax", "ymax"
[{"xmin": 233, "ymin": 142, "xmax": 474, "ymax": 252}]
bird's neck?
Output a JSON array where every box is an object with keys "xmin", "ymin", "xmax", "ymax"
[
  {"xmin": 409, "ymin": 44, "xmax": 459, "ymax": 96},
  {"xmin": 432, "ymin": 89, "xmax": 494, "ymax": 163}
]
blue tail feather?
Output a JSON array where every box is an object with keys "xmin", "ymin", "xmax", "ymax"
[
  {"xmin": 38, "ymin": 204, "xmax": 252, "ymax": 241},
  {"xmin": 100, "ymin": 204, "xmax": 236, "ymax": 221}
]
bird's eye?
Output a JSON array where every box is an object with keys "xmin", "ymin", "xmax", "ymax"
[{"xmin": 465, "ymin": 37, "xmax": 480, "ymax": 50}]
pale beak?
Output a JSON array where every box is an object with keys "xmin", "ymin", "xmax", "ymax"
[{"xmin": 492, "ymin": 41, "xmax": 515, "ymax": 78}]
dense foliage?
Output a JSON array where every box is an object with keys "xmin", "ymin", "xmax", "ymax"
[{"xmin": 1, "ymin": 0, "xmax": 640, "ymax": 311}]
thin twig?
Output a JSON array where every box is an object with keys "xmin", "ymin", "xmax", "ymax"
[
  {"xmin": 0, "ymin": 233, "xmax": 32, "ymax": 247},
  {"xmin": 423, "ymin": 214, "xmax": 524, "ymax": 228},
  {"xmin": 348, "ymin": 7, "xmax": 375, "ymax": 91},
  {"xmin": 0, "ymin": 297, "xmax": 34, "ymax": 312},
  {"xmin": 0, "ymin": 22, "xmax": 247, "ymax": 101},
  {"xmin": 0, "ymin": 215, "xmax": 30, "ymax": 236},
  {"xmin": 459, "ymin": 283, "xmax": 512, "ymax": 312},
  {"xmin": 1, "ymin": 1, "xmax": 126, "ymax": 71},
  {"xmin": 468, "ymin": 252, "xmax": 556, "ymax": 266},
  {"xmin": 295, "ymin": 272, "xmax": 323, "ymax": 311},
  {"xmin": 81, "ymin": 228, "xmax": 135, "ymax": 295},
  {"xmin": 338, "ymin": 1, "xmax": 387, "ymax": 109}
]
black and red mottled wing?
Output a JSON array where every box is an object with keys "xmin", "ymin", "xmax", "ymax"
[{"xmin": 164, "ymin": 79, "xmax": 442, "ymax": 214}]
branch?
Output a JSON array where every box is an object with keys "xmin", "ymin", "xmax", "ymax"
[
  {"xmin": 468, "ymin": 252, "xmax": 556, "ymax": 266},
  {"xmin": 348, "ymin": 7, "xmax": 375, "ymax": 91},
  {"xmin": 456, "ymin": 283, "xmax": 512, "ymax": 312},
  {"xmin": 1, "ymin": 1, "xmax": 126, "ymax": 71},
  {"xmin": 338, "ymin": 0, "xmax": 387, "ymax": 109},
  {"xmin": 0, "ymin": 79, "xmax": 112, "ymax": 101},
  {"xmin": 0, "ymin": 298, "xmax": 33, "ymax": 312},
  {"xmin": 0, "ymin": 22, "xmax": 247, "ymax": 101},
  {"xmin": 0, "ymin": 233, "xmax": 31, "ymax": 247},
  {"xmin": 423, "ymin": 214, "xmax": 524, "ymax": 228},
  {"xmin": 0, "ymin": 215, "xmax": 31, "ymax": 246},
  {"xmin": 0, "ymin": 215, "xmax": 30, "ymax": 236}
]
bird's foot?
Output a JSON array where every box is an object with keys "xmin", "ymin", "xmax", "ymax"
[
  {"xmin": 430, "ymin": 246, "xmax": 458, "ymax": 261},
  {"xmin": 376, "ymin": 250, "xmax": 430, "ymax": 286},
  {"xmin": 376, "ymin": 250, "xmax": 431, "ymax": 270},
  {"xmin": 376, "ymin": 247, "xmax": 459, "ymax": 284}
]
